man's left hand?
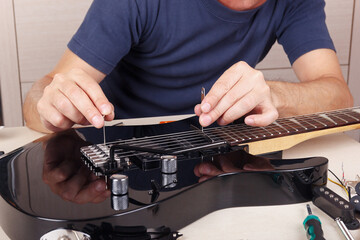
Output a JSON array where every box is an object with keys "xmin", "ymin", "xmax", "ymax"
[{"xmin": 194, "ymin": 61, "xmax": 278, "ymax": 127}]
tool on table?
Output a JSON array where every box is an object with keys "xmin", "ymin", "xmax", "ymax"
[
  {"xmin": 335, "ymin": 217, "xmax": 355, "ymax": 240},
  {"xmin": 303, "ymin": 204, "xmax": 326, "ymax": 240},
  {"xmin": 201, "ymin": 87, "xmax": 205, "ymax": 132}
]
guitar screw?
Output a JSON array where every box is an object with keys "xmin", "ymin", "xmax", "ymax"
[
  {"xmin": 334, "ymin": 197, "xmax": 339, "ymax": 202},
  {"xmin": 339, "ymin": 201, "xmax": 344, "ymax": 205},
  {"xmin": 355, "ymin": 199, "xmax": 359, "ymax": 204},
  {"xmin": 320, "ymin": 187, "xmax": 325, "ymax": 192},
  {"xmin": 325, "ymin": 191, "xmax": 329, "ymax": 195},
  {"xmin": 344, "ymin": 204, "xmax": 349, "ymax": 209},
  {"xmin": 329, "ymin": 194, "xmax": 334, "ymax": 198}
]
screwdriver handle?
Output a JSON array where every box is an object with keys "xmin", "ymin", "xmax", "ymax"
[{"xmin": 303, "ymin": 215, "xmax": 326, "ymax": 240}]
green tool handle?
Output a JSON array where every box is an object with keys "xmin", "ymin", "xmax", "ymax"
[{"xmin": 303, "ymin": 215, "xmax": 326, "ymax": 240}]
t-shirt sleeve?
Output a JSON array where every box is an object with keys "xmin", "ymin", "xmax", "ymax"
[
  {"xmin": 67, "ymin": 0, "xmax": 143, "ymax": 74},
  {"xmin": 276, "ymin": 0, "xmax": 335, "ymax": 65}
]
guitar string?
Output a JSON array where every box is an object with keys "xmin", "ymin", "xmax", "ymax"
[
  {"xmin": 103, "ymin": 107, "xmax": 360, "ymax": 149},
  {"xmin": 84, "ymin": 107, "xmax": 360, "ymax": 160}
]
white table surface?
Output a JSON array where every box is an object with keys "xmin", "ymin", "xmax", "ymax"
[{"xmin": 0, "ymin": 121, "xmax": 359, "ymax": 240}]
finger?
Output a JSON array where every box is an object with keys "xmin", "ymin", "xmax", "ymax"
[
  {"xmin": 51, "ymin": 90, "xmax": 88, "ymax": 125},
  {"xmin": 200, "ymin": 62, "xmax": 247, "ymax": 114},
  {"xmin": 70, "ymin": 69, "xmax": 113, "ymax": 116},
  {"xmin": 216, "ymin": 87, "xmax": 273, "ymax": 126},
  {"xmin": 66, "ymin": 69, "xmax": 114, "ymax": 120},
  {"xmin": 38, "ymin": 104, "xmax": 74, "ymax": 131},
  {"xmin": 244, "ymin": 102, "xmax": 278, "ymax": 126},
  {"xmin": 202, "ymin": 78, "xmax": 254, "ymax": 127},
  {"xmin": 55, "ymin": 77, "xmax": 104, "ymax": 129},
  {"xmin": 194, "ymin": 104, "xmax": 202, "ymax": 116},
  {"xmin": 104, "ymin": 103, "xmax": 115, "ymax": 121}
]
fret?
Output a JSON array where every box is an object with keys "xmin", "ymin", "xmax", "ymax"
[
  {"xmin": 299, "ymin": 115, "xmax": 329, "ymax": 129},
  {"xmin": 288, "ymin": 118, "xmax": 308, "ymax": 130},
  {"xmin": 317, "ymin": 113, "xmax": 339, "ymax": 126},
  {"xmin": 344, "ymin": 109, "xmax": 360, "ymax": 121},
  {"xmin": 352, "ymin": 107, "xmax": 360, "ymax": 115},
  {"xmin": 230, "ymin": 128, "xmax": 253, "ymax": 141},
  {"xmin": 273, "ymin": 121, "xmax": 291, "ymax": 133},
  {"xmin": 323, "ymin": 113, "xmax": 348, "ymax": 124},
  {"xmin": 275, "ymin": 119, "xmax": 302, "ymax": 132},
  {"xmin": 263, "ymin": 124, "xmax": 282, "ymax": 135},
  {"xmin": 226, "ymin": 128, "xmax": 249, "ymax": 142},
  {"xmin": 333, "ymin": 112, "xmax": 358, "ymax": 123},
  {"xmin": 292, "ymin": 116, "xmax": 318, "ymax": 129},
  {"xmin": 240, "ymin": 128, "xmax": 263, "ymax": 139},
  {"xmin": 221, "ymin": 128, "xmax": 243, "ymax": 142},
  {"xmin": 212, "ymin": 127, "xmax": 239, "ymax": 143},
  {"xmin": 260, "ymin": 126, "xmax": 274, "ymax": 136}
]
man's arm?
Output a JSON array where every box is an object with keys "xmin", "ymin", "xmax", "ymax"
[
  {"xmin": 195, "ymin": 48, "xmax": 353, "ymax": 127},
  {"xmin": 23, "ymin": 48, "xmax": 114, "ymax": 133},
  {"xmin": 269, "ymin": 48, "xmax": 353, "ymax": 117}
]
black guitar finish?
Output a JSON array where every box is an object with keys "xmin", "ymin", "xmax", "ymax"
[{"xmin": 0, "ymin": 117, "xmax": 328, "ymax": 239}]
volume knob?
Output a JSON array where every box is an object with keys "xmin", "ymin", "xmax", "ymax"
[
  {"xmin": 110, "ymin": 174, "xmax": 128, "ymax": 195},
  {"xmin": 161, "ymin": 155, "xmax": 177, "ymax": 174}
]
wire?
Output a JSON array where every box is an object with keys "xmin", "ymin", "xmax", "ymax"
[
  {"xmin": 328, "ymin": 178, "xmax": 349, "ymax": 196},
  {"xmin": 328, "ymin": 169, "xmax": 346, "ymax": 187}
]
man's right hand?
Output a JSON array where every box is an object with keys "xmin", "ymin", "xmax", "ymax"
[
  {"xmin": 37, "ymin": 68, "xmax": 114, "ymax": 132},
  {"xmin": 23, "ymin": 48, "xmax": 114, "ymax": 133}
]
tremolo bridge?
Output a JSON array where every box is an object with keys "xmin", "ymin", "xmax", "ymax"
[{"xmin": 80, "ymin": 136, "xmax": 231, "ymax": 177}]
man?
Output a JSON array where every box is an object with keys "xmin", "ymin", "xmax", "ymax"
[{"xmin": 23, "ymin": 0, "xmax": 353, "ymax": 134}]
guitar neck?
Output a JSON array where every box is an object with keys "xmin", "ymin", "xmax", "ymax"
[
  {"xmin": 204, "ymin": 107, "xmax": 360, "ymax": 155},
  {"xmin": 81, "ymin": 107, "xmax": 360, "ymax": 167}
]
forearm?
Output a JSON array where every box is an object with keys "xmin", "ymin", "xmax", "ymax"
[
  {"xmin": 23, "ymin": 76, "xmax": 53, "ymax": 133},
  {"xmin": 267, "ymin": 77, "xmax": 354, "ymax": 118}
]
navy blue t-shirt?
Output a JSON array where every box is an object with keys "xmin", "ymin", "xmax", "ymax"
[{"xmin": 68, "ymin": 0, "xmax": 334, "ymax": 119}]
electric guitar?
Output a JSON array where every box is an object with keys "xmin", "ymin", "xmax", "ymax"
[{"xmin": 0, "ymin": 107, "xmax": 359, "ymax": 239}]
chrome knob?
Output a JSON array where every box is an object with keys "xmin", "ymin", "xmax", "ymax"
[
  {"xmin": 110, "ymin": 174, "xmax": 128, "ymax": 195},
  {"xmin": 111, "ymin": 194, "xmax": 129, "ymax": 210},
  {"xmin": 161, "ymin": 155, "xmax": 177, "ymax": 174},
  {"xmin": 162, "ymin": 173, "xmax": 177, "ymax": 189}
]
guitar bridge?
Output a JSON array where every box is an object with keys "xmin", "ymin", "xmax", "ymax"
[{"xmin": 81, "ymin": 140, "xmax": 230, "ymax": 176}]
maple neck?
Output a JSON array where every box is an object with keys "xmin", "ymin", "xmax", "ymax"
[{"xmin": 204, "ymin": 107, "xmax": 360, "ymax": 146}]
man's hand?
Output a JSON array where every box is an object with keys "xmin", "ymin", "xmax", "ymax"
[
  {"xmin": 37, "ymin": 68, "xmax": 114, "ymax": 132},
  {"xmin": 24, "ymin": 49, "xmax": 113, "ymax": 133},
  {"xmin": 194, "ymin": 61, "xmax": 278, "ymax": 127}
]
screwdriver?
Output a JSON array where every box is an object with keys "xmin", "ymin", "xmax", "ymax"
[{"xmin": 303, "ymin": 204, "xmax": 326, "ymax": 240}]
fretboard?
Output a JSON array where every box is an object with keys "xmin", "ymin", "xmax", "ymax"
[
  {"xmin": 204, "ymin": 107, "xmax": 360, "ymax": 146},
  {"xmin": 81, "ymin": 107, "xmax": 360, "ymax": 163}
]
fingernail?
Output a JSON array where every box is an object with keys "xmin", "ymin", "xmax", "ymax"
[
  {"xmin": 200, "ymin": 115, "xmax": 212, "ymax": 126},
  {"xmin": 95, "ymin": 182, "xmax": 105, "ymax": 192},
  {"xmin": 245, "ymin": 117, "xmax": 255, "ymax": 125},
  {"xmin": 92, "ymin": 115, "xmax": 103, "ymax": 128},
  {"xmin": 201, "ymin": 103, "xmax": 211, "ymax": 113},
  {"xmin": 100, "ymin": 104, "xmax": 111, "ymax": 115}
]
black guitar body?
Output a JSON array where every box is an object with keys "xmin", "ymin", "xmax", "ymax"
[{"xmin": 0, "ymin": 117, "xmax": 328, "ymax": 239}]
